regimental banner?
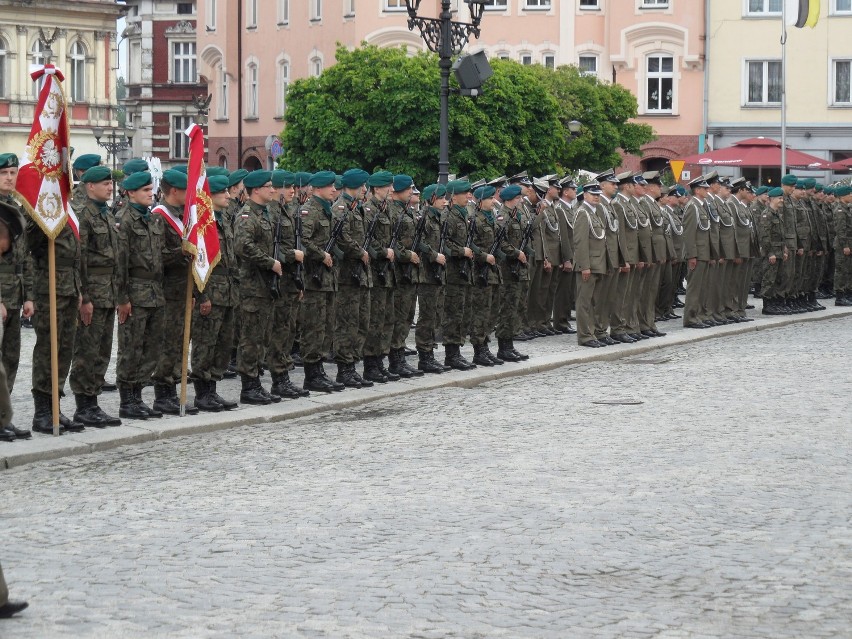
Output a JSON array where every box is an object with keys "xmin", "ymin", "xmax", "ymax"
[
  {"xmin": 15, "ymin": 64, "xmax": 78, "ymax": 239},
  {"xmin": 787, "ymin": 0, "xmax": 820, "ymax": 28},
  {"xmin": 183, "ymin": 122, "xmax": 220, "ymax": 292}
]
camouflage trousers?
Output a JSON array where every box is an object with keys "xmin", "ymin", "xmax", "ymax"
[
  {"xmin": 834, "ymin": 252, "xmax": 852, "ymax": 293},
  {"xmin": 364, "ymin": 286, "xmax": 394, "ymax": 357},
  {"xmin": 391, "ymin": 283, "xmax": 417, "ymax": 350},
  {"xmin": 117, "ymin": 304, "xmax": 164, "ymax": 387},
  {"xmin": 1, "ymin": 306, "xmax": 21, "ymax": 390},
  {"xmin": 153, "ymin": 297, "xmax": 186, "ymax": 385},
  {"xmin": 70, "ymin": 306, "xmax": 116, "ymax": 396},
  {"xmin": 237, "ymin": 296, "xmax": 273, "ymax": 378},
  {"xmin": 414, "ymin": 284, "xmax": 443, "ymax": 352},
  {"xmin": 469, "ymin": 283, "xmax": 498, "ymax": 346},
  {"xmin": 301, "ymin": 290, "xmax": 334, "ymax": 365},
  {"xmin": 267, "ymin": 292, "xmax": 301, "ymax": 374},
  {"xmin": 32, "ymin": 294, "xmax": 77, "ymax": 396},
  {"xmin": 190, "ymin": 304, "xmax": 235, "ymax": 382},
  {"xmin": 0, "ymin": 317, "xmax": 12, "ymax": 428},
  {"xmin": 761, "ymin": 259, "xmax": 782, "ymax": 299},
  {"xmin": 334, "ymin": 285, "xmax": 369, "ymax": 365},
  {"xmin": 496, "ymin": 279, "xmax": 523, "ymax": 340},
  {"xmin": 442, "ymin": 283, "xmax": 470, "ymax": 346}
]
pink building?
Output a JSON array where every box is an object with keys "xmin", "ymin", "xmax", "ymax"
[{"xmin": 197, "ymin": 0, "xmax": 706, "ymax": 172}]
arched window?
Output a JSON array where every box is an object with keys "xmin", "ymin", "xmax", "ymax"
[
  {"xmin": 246, "ymin": 61, "xmax": 258, "ymax": 117},
  {"xmin": 70, "ymin": 41, "xmax": 87, "ymax": 102},
  {"xmin": 310, "ymin": 56, "xmax": 322, "ymax": 77},
  {"xmin": 217, "ymin": 61, "xmax": 228, "ymax": 119},
  {"xmin": 0, "ymin": 36, "xmax": 8, "ymax": 98},
  {"xmin": 31, "ymin": 40, "xmax": 51, "ymax": 99}
]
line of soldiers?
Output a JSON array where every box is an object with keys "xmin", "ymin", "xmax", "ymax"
[{"xmin": 0, "ymin": 147, "xmax": 850, "ymax": 440}]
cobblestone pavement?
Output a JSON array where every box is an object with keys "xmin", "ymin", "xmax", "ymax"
[{"xmin": 1, "ymin": 318, "xmax": 850, "ymax": 638}]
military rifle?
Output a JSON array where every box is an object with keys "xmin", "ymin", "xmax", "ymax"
[
  {"xmin": 376, "ymin": 206, "xmax": 402, "ymax": 286},
  {"xmin": 477, "ymin": 223, "xmax": 506, "ymax": 288},
  {"xmin": 269, "ymin": 214, "xmax": 282, "ymax": 299},
  {"xmin": 355, "ymin": 211, "xmax": 379, "ymax": 285},
  {"xmin": 509, "ymin": 214, "xmax": 534, "ymax": 280},
  {"xmin": 458, "ymin": 215, "xmax": 477, "ymax": 279},
  {"xmin": 403, "ymin": 214, "xmax": 426, "ymax": 284},
  {"xmin": 312, "ymin": 208, "xmax": 348, "ymax": 285},
  {"xmin": 432, "ymin": 219, "xmax": 449, "ymax": 284},
  {"xmin": 293, "ymin": 210, "xmax": 305, "ymax": 291}
]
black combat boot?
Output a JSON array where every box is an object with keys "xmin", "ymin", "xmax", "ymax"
[
  {"xmin": 351, "ymin": 362, "xmax": 373, "ymax": 387},
  {"xmin": 240, "ymin": 374, "xmax": 272, "ymax": 405},
  {"xmin": 497, "ymin": 338, "xmax": 522, "ymax": 362},
  {"xmin": 118, "ymin": 386, "xmax": 149, "ymax": 420},
  {"xmin": 31, "ymin": 391, "xmax": 60, "ymax": 434},
  {"xmin": 417, "ymin": 349, "xmax": 444, "ymax": 374},
  {"xmin": 193, "ymin": 380, "xmax": 224, "ymax": 412},
  {"xmin": 363, "ymin": 356, "xmax": 388, "ymax": 384},
  {"xmin": 153, "ymin": 383, "xmax": 180, "ymax": 415},
  {"xmin": 73, "ymin": 394, "xmax": 108, "ymax": 428},
  {"xmin": 433, "ymin": 348, "xmax": 451, "ymax": 372},
  {"xmin": 170, "ymin": 384, "xmax": 199, "ymax": 414},
  {"xmin": 484, "ymin": 340, "xmax": 504, "ymax": 365},
  {"xmin": 810, "ymin": 292, "xmax": 825, "ymax": 310},
  {"xmin": 209, "ymin": 381, "xmax": 239, "ymax": 409},
  {"xmin": 317, "ymin": 362, "xmax": 345, "ymax": 391},
  {"xmin": 472, "ymin": 344, "xmax": 494, "ymax": 367},
  {"xmin": 387, "ymin": 348, "xmax": 414, "ymax": 379},
  {"xmin": 271, "ymin": 371, "xmax": 302, "ymax": 398},
  {"xmin": 0, "ymin": 425, "xmax": 16, "ymax": 441},
  {"xmin": 133, "ymin": 385, "xmax": 162, "ymax": 417},
  {"xmin": 6, "ymin": 423, "xmax": 31, "ymax": 439},
  {"xmin": 510, "ymin": 339, "xmax": 529, "ymax": 361},
  {"xmin": 303, "ymin": 362, "xmax": 335, "ymax": 393},
  {"xmin": 444, "ymin": 344, "xmax": 476, "ymax": 371},
  {"xmin": 378, "ymin": 355, "xmax": 400, "ymax": 381},
  {"xmin": 336, "ymin": 362, "xmax": 362, "ymax": 389},
  {"xmin": 398, "ymin": 347, "xmax": 424, "ymax": 377},
  {"xmin": 90, "ymin": 396, "xmax": 121, "ymax": 426}
]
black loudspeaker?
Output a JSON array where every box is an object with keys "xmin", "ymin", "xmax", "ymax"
[{"xmin": 452, "ymin": 51, "xmax": 493, "ymax": 91}]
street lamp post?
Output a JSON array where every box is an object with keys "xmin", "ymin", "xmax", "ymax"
[
  {"xmin": 404, "ymin": 0, "xmax": 486, "ymax": 184},
  {"xmin": 92, "ymin": 127, "xmax": 132, "ymax": 201}
]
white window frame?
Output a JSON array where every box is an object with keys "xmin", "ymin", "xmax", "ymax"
[
  {"xmin": 344, "ymin": 0, "xmax": 355, "ymax": 17},
  {"xmin": 641, "ymin": 0, "xmax": 669, "ymax": 5},
  {"xmin": 310, "ymin": 56, "xmax": 323, "ymax": 77},
  {"xmin": 311, "ymin": 0, "xmax": 322, "ymax": 20},
  {"xmin": 579, "ymin": 0, "xmax": 599, "ymax": 9},
  {"xmin": 276, "ymin": 58, "xmax": 290, "ymax": 117},
  {"xmin": 543, "ymin": 53, "xmax": 555, "ymax": 69},
  {"xmin": 496, "ymin": 51, "xmax": 510, "ymax": 60},
  {"xmin": 277, "ymin": 0, "xmax": 289, "ymax": 24},
  {"xmin": 525, "ymin": 0, "xmax": 552, "ymax": 8},
  {"xmin": 246, "ymin": 60, "xmax": 259, "ymax": 118},
  {"xmin": 172, "ymin": 115, "xmax": 193, "ymax": 159},
  {"xmin": 216, "ymin": 61, "xmax": 228, "ymax": 119},
  {"xmin": 384, "ymin": 0, "xmax": 406, "ymax": 10},
  {"xmin": 247, "ymin": 0, "xmax": 258, "ymax": 28},
  {"xmin": 578, "ymin": 54, "xmax": 598, "ymax": 77},
  {"xmin": 171, "ymin": 40, "xmax": 197, "ymax": 84},
  {"xmin": 832, "ymin": 0, "xmax": 852, "ymax": 14},
  {"xmin": 520, "ymin": 53, "xmax": 533, "ymax": 65},
  {"xmin": 744, "ymin": 0, "xmax": 782, "ymax": 16},
  {"xmin": 206, "ymin": 0, "xmax": 217, "ymax": 30},
  {"xmin": 646, "ymin": 53, "xmax": 675, "ymax": 113},
  {"xmin": 32, "ymin": 40, "xmax": 50, "ymax": 99},
  {"xmin": 0, "ymin": 37, "xmax": 7, "ymax": 99},
  {"xmin": 743, "ymin": 58, "xmax": 781, "ymax": 106},
  {"xmin": 831, "ymin": 58, "xmax": 852, "ymax": 105},
  {"xmin": 483, "ymin": 0, "xmax": 508, "ymax": 9},
  {"xmin": 69, "ymin": 40, "xmax": 87, "ymax": 103}
]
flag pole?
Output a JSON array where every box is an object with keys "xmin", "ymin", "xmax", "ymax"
[
  {"xmin": 179, "ymin": 263, "xmax": 193, "ymax": 417},
  {"xmin": 781, "ymin": 2, "xmax": 787, "ymax": 176},
  {"xmin": 48, "ymin": 238, "xmax": 60, "ymax": 436}
]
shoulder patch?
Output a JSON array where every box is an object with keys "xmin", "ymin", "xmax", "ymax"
[
  {"xmin": 300, "ymin": 209, "xmax": 309, "ymax": 217},
  {"xmin": 240, "ymin": 214, "xmax": 249, "ymax": 218},
  {"xmin": 364, "ymin": 206, "xmax": 372, "ymax": 212},
  {"xmin": 338, "ymin": 205, "xmax": 345, "ymax": 210},
  {"xmin": 497, "ymin": 216, "xmax": 504, "ymax": 222}
]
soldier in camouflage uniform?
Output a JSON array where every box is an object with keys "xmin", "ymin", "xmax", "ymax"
[
  {"xmin": 362, "ymin": 171, "xmax": 399, "ymax": 384},
  {"xmin": 27, "ymin": 181, "xmax": 84, "ymax": 433},
  {"xmin": 70, "ymin": 154, "xmax": 101, "ymax": 210},
  {"xmin": 441, "ymin": 179, "xmax": 477, "ymax": 370},
  {"xmin": 68, "ymin": 166, "xmax": 122, "ymax": 427},
  {"xmin": 189, "ymin": 175, "xmax": 240, "ymax": 412},
  {"xmin": 299, "ymin": 171, "xmax": 344, "ymax": 393},
  {"xmin": 149, "ymin": 170, "xmax": 198, "ymax": 415},
  {"xmin": 387, "ymin": 174, "xmax": 424, "ymax": 379},
  {"xmin": 0, "ymin": 198, "xmax": 29, "ymax": 441},
  {"xmin": 0, "ymin": 154, "xmax": 33, "ymax": 439},
  {"xmin": 116, "ymin": 171, "xmax": 165, "ymax": 419},
  {"xmin": 234, "ymin": 170, "xmax": 284, "ymax": 404},
  {"xmin": 332, "ymin": 169, "xmax": 373, "ymax": 388},
  {"xmin": 469, "ymin": 185, "xmax": 503, "ymax": 367},
  {"xmin": 832, "ymin": 185, "xmax": 852, "ymax": 305},
  {"xmin": 494, "ymin": 185, "xmax": 529, "ymax": 362},
  {"xmin": 414, "ymin": 184, "xmax": 449, "ymax": 374},
  {"xmin": 223, "ymin": 169, "xmax": 248, "ymax": 374},
  {"xmin": 265, "ymin": 170, "xmax": 308, "ymax": 399}
]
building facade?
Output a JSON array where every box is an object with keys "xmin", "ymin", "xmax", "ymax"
[
  {"xmin": 0, "ymin": 0, "xmax": 123, "ymax": 160},
  {"xmin": 122, "ymin": 0, "xmax": 208, "ymax": 168},
  {"xmin": 196, "ymin": 0, "xmax": 706, "ymax": 172},
  {"xmin": 706, "ymin": 0, "xmax": 852, "ymax": 184}
]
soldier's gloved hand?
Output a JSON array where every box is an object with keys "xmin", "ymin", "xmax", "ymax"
[
  {"xmin": 271, "ymin": 260, "xmax": 283, "ymax": 276},
  {"xmin": 769, "ymin": 255, "xmax": 777, "ymax": 265},
  {"xmin": 387, "ymin": 248, "xmax": 395, "ymax": 262}
]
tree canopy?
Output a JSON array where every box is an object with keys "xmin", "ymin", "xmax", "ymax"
[{"xmin": 280, "ymin": 45, "xmax": 654, "ymax": 185}]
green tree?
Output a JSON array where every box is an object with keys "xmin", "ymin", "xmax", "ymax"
[{"xmin": 280, "ymin": 45, "xmax": 654, "ymax": 185}]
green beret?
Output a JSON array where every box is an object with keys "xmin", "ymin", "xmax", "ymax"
[
  {"xmin": 334, "ymin": 174, "xmax": 344, "ymax": 190},
  {"xmin": 122, "ymin": 159, "xmax": 149, "ymax": 175},
  {"xmin": 122, "ymin": 171, "xmax": 152, "ymax": 191},
  {"xmin": 80, "ymin": 165, "xmax": 113, "ymax": 183},
  {"xmin": 814, "ymin": 183, "xmax": 823, "ymax": 192},
  {"xmin": 768, "ymin": 187, "xmax": 784, "ymax": 198},
  {"xmin": 674, "ymin": 186, "xmax": 688, "ymax": 197},
  {"xmin": 278, "ymin": 170, "xmax": 296, "ymax": 186},
  {"xmin": 445, "ymin": 179, "xmax": 472, "ymax": 195},
  {"xmin": 72, "ymin": 154, "xmax": 101, "ymax": 171},
  {"xmin": 421, "ymin": 184, "xmax": 441, "ymax": 202},
  {"xmin": 794, "ymin": 180, "xmax": 807, "ymax": 190},
  {"xmin": 473, "ymin": 185, "xmax": 496, "ymax": 200},
  {"xmin": 393, "ymin": 174, "xmax": 414, "ymax": 192},
  {"xmin": 341, "ymin": 169, "xmax": 369, "ymax": 189},
  {"xmin": 823, "ymin": 186, "xmax": 834, "ymax": 196},
  {"xmin": 228, "ymin": 169, "xmax": 249, "ymax": 187},
  {"xmin": 803, "ymin": 178, "xmax": 816, "ymax": 189},
  {"xmin": 309, "ymin": 170, "xmax": 337, "ymax": 188},
  {"xmin": 0, "ymin": 153, "xmax": 19, "ymax": 169},
  {"xmin": 171, "ymin": 165, "xmax": 189, "ymax": 175},
  {"xmin": 367, "ymin": 170, "xmax": 393, "ymax": 188},
  {"xmin": 499, "ymin": 184, "xmax": 522, "ymax": 201},
  {"xmin": 0, "ymin": 199, "xmax": 26, "ymax": 239},
  {"xmin": 207, "ymin": 166, "xmax": 230, "ymax": 178},
  {"xmin": 208, "ymin": 175, "xmax": 229, "ymax": 194},
  {"xmin": 780, "ymin": 174, "xmax": 798, "ymax": 186},
  {"xmin": 294, "ymin": 172, "xmax": 313, "ymax": 187},
  {"xmin": 835, "ymin": 185, "xmax": 851, "ymax": 197},
  {"xmin": 243, "ymin": 170, "xmax": 272, "ymax": 189},
  {"xmin": 272, "ymin": 170, "xmax": 288, "ymax": 188},
  {"xmin": 162, "ymin": 169, "xmax": 188, "ymax": 189},
  {"xmin": 755, "ymin": 186, "xmax": 769, "ymax": 195}
]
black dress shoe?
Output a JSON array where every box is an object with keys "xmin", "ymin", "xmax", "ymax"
[
  {"xmin": 541, "ymin": 327, "xmax": 556, "ymax": 336},
  {"xmin": 702, "ymin": 319, "xmax": 718, "ymax": 327},
  {"xmin": 0, "ymin": 600, "xmax": 28, "ymax": 618},
  {"xmin": 739, "ymin": 316, "xmax": 754, "ymax": 322},
  {"xmin": 653, "ymin": 330, "xmax": 667, "ymax": 337},
  {"xmin": 611, "ymin": 334, "xmax": 636, "ymax": 344},
  {"xmin": 581, "ymin": 340, "xmax": 603, "ymax": 348},
  {"xmin": 667, "ymin": 313, "xmax": 681, "ymax": 319},
  {"xmin": 685, "ymin": 322, "xmax": 708, "ymax": 329},
  {"xmin": 640, "ymin": 330, "xmax": 657, "ymax": 338},
  {"xmin": 601, "ymin": 336, "xmax": 618, "ymax": 346},
  {"xmin": 564, "ymin": 324, "xmax": 577, "ymax": 334},
  {"xmin": 0, "ymin": 426, "xmax": 16, "ymax": 442},
  {"xmin": 746, "ymin": 304, "xmax": 755, "ymax": 309}
]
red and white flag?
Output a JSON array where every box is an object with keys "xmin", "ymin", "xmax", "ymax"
[
  {"xmin": 15, "ymin": 64, "xmax": 78, "ymax": 239},
  {"xmin": 183, "ymin": 122, "xmax": 220, "ymax": 291}
]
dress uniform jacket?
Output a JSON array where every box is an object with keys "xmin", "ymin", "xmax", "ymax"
[{"xmin": 574, "ymin": 202, "xmax": 608, "ymax": 274}]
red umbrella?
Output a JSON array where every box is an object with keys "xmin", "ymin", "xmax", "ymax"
[
  {"xmin": 827, "ymin": 157, "xmax": 852, "ymax": 171},
  {"xmin": 678, "ymin": 137, "xmax": 833, "ymax": 171}
]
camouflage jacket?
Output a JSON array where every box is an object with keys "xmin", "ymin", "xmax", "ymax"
[
  {"xmin": 0, "ymin": 194, "xmax": 32, "ymax": 309},
  {"xmin": 117, "ymin": 203, "xmax": 165, "ymax": 307},
  {"xmin": 75, "ymin": 195, "xmax": 119, "ymax": 308}
]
